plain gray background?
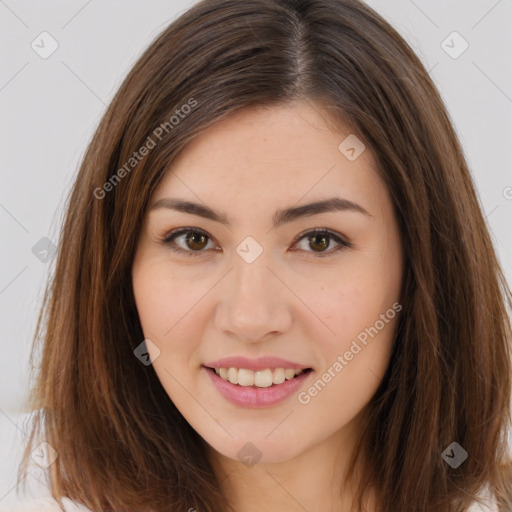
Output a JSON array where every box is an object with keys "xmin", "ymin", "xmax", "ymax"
[{"xmin": 1, "ymin": 0, "xmax": 511, "ymax": 506}]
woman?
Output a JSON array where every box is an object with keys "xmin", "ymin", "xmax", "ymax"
[{"xmin": 13, "ymin": 0, "xmax": 512, "ymax": 511}]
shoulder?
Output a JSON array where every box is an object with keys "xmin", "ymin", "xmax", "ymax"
[
  {"xmin": 0, "ymin": 497, "xmax": 62, "ymax": 511},
  {"xmin": 0, "ymin": 497, "xmax": 93, "ymax": 512}
]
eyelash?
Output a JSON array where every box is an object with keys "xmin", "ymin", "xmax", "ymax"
[{"xmin": 159, "ymin": 227, "xmax": 353, "ymax": 258}]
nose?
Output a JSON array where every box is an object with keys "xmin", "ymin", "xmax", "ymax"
[{"xmin": 214, "ymin": 251, "xmax": 293, "ymax": 343}]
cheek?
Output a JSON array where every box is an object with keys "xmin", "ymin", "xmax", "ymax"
[
  {"xmin": 132, "ymin": 257, "xmax": 222, "ymax": 382},
  {"xmin": 133, "ymin": 258, "xmax": 201, "ymax": 337},
  {"xmin": 320, "ymin": 268, "xmax": 396, "ymax": 343},
  {"xmin": 306, "ymin": 253, "xmax": 401, "ymax": 404},
  {"xmin": 299, "ymin": 309, "xmax": 397, "ymax": 428},
  {"xmin": 132, "ymin": 267, "xmax": 169, "ymax": 338}
]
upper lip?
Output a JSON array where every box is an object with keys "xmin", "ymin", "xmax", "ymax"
[{"xmin": 204, "ymin": 356, "xmax": 311, "ymax": 372}]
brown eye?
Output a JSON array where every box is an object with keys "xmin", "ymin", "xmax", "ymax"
[
  {"xmin": 184, "ymin": 231, "xmax": 208, "ymax": 250},
  {"xmin": 162, "ymin": 228, "xmax": 216, "ymax": 255},
  {"xmin": 307, "ymin": 233, "xmax": 330, "ymax": 252},
  {"xmin": 293, "ymin": 229, "xmax": 352, "ymax": 257}
]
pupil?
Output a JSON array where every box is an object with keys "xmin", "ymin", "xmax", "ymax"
[
  {"xmin": 310, "ymin": 234, "xmax": 328, "ymax": 251},
  {"xmin": 186, "ymin": 232, "xmax": 207, "ymax": 250}
]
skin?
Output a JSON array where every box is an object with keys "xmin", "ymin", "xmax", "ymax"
[{"xmin": 132, "ymin": 100, "xmax": 403, "ymax": 511}]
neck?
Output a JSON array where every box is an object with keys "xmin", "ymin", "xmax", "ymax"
[{"xmin": 208, "ymin": 413, "xmax": 374, "ymax": 512}]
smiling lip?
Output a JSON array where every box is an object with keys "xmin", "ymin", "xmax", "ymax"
[
  {"xmin": 204, "ymin": 367, "xmax": 312, "ymax": 408},
  {"xmin": 203, "ymin": 356, "xmax": 311, "ymax": 372}
]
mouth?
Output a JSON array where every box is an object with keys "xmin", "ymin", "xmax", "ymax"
[
  {"xmin": 204, "ymin": 366, "xmax": 313, "ymax": 388},
  {"xmin": 203, "ymin": 365, "xmax": 314, "ymax": 408}
]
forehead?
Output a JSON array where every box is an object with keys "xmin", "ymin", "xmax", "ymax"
[{"xmin": 152, "ymin": 101, "xmax": 386, "ymax": 216}]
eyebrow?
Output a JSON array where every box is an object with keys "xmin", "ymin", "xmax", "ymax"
[{"xmin": 149, "ymin": 196, "xmax": 372, "ymax": 228}]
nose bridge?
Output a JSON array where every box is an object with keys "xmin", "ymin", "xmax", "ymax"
[
  {"xmin": 230, "ymin": 244, "xmax": 278, "ymax": 313},
  {"xmin": 214, "ymin": 240, "xmax": 291, "ymax": 341}
]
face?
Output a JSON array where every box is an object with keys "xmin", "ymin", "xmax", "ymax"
[{"xmin": 132, "ymin": 100, "xmax": 403, "ymax": 466}]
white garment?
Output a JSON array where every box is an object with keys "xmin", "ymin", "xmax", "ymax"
[{"xmin": 1, "ymin": 496, "xmax": 92, "ymax": 512}]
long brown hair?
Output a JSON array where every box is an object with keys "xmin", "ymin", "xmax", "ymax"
[{"xmin": 18, "ymin": 0, "xmax": 512, "ymax": 511}]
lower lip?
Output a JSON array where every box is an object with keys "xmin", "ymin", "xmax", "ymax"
[{"xmin": 203, "ymin": 366, "xmax": 312, "ymax": 408}]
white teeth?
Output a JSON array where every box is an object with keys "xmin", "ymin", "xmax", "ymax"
[
  {"xmin": 213, "ymin": 367, "xmax": 307, "ymax": 387},
  {"xmin": 284, "ymin": 369, "xmax": 295, "ymax": 380},
  {"xmin": 237, "ymin": 368, "xmax": 254, "ymax": 386},
  {"xmin": 227, "ymin": 367, "xmax": 239, "ymax": 384},
  {"xmin": 254, "ymin": 369, "xmax": 273, "ymax": 387},
  {"xmin": 272, "ymin": 368, "xmax": 285, "ymax": 384}
]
